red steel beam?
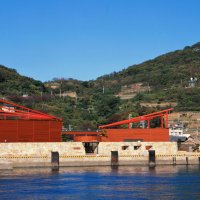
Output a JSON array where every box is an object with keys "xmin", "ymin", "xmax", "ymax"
[
  {"xmin": 0, "ymin": 108, "xmax": 55, "ymax": 120},
  {"xmin": 99, "ymin": 108, "xmax": 173, "ymax": 129},
  {"xmin": 0, "ymin": 99, "xmax": 62, "ymax": 121}
]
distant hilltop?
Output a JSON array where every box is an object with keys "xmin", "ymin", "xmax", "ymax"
[{"xmin": 1, "ymin": 41, "xmax": 200, "ymax": 98}]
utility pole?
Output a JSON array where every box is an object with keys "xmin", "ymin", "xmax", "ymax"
[
  {"xmin": 75, "ymin": 95, "xmax": 78, "ymax": 105},
  {"xmin": 102, "ymin": 78, "xmax": 105, "ymax": 94},
  {"xmin": 59, "ymin": 81, "xmax": 62, "ymax": 98}
]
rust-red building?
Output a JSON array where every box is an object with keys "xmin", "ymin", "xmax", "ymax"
[
  {"xmin": 68, "ymin": 128, "xmax": 169, "ymax": 142},
  {"xmin": 67, "ymin": 108, "xmax": 173, "ymax": 142},
  {"xmin": 0, "ymin": 99, "xmax": 62, "ymax": 142}
]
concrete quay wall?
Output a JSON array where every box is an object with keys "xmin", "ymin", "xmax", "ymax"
[{"xmin": 0, "ymin": 142, "xmax": 200, "ymax": 169}]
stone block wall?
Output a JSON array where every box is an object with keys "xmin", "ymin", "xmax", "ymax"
[
  {"xmin": 0, "ymin": 142, "xmax": 85, "ymax": 157},
  {"xmin": 0, "ymin": 142, "xmax": 200, "ymax": 168},
  {"xmin": 97, "ymin": 142, "xmax": 178, "ymax": 156}
]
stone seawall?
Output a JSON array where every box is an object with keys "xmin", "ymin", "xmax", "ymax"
[{"xmin": 0, "ymin": 142, "xmax": 200, "ymax": 169}]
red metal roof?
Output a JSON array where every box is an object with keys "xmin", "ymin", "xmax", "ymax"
[{"xmin": 0, "ymin": 98, "xmax": 62, "ymax": 121}]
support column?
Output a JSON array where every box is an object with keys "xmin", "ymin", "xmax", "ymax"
[
  {"xmin": 160, "ymin": 116, "xmax": 163, "ymax": 128},
  {"xmin": 147, "ymin": 120, "xmax": 150, "ymax": 128},
  {"xmin": 149, "ymin": 150, "xmax": 156, "ymax": 167},
  {"xmin": 51, "ymin": 151, "xmax": 59, "ymax": 170},
  {"xmin": 111, "ymin": 151, "xmax": 118, "ymax": 166},
  {"xmin": 165, "ymin": 113, "xmax": 169, "ymax": 128}
]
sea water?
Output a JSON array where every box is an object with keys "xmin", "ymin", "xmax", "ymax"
[{"xmin": 0, "ymin": 165, "xmax": 200, "ymax": 199}]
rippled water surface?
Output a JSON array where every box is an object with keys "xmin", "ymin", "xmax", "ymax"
[{"xmin": 0, "ymin": 165, "xmax": 200, "ymax": 199}]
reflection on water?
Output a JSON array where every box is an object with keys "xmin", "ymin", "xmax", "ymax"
[{"xmin": 0, "ymin": 165, "xmax": 200, "ymax": 199}]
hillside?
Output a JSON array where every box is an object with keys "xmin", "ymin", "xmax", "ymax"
[
  {"xmin": 98, "ymin": 42, "xmax": 200, "ymax": 91},
  {"xmin": 49, "ymin": 42, "xmax": 200, "ymax": 96},
  {"xmin": 47, "ymin": 42, "xmax": 200, "ymax": 109},
  {"xmin": 0, "ymin": 65, "xmax": 46, "ymax": 96},
  {"xmin": 1, "ymin": 42, "xmax": 200, "ymax": 130}
]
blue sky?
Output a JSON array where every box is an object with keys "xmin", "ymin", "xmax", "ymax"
[{"xmin": 0, "ymin": 0, "xmax": 200, "ymax": 82}]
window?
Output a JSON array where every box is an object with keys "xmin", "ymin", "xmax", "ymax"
[
  {"xmin": 134, "ymin": 146, "xmax": 140, "ymax": 150},
  {"xmin": 122, "ymin": 146, "xmax": 129, "ymax": 150},
  {"xmin": 145, "ymin": 145, "xmax": 152, "ymax": 150}
]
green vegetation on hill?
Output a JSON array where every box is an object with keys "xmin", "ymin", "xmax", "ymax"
[
  {"xmin": 1, "ymin": 42, "xmax": 200, "ymax": 130},
  {"xmin": 0, "ymin": 65, "xmax": 46, "ymax": 96},
  {"xmin": 110, "ymin": 42, "xmax": 200, "ymax": 88}
]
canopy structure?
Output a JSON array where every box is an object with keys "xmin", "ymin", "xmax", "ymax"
[
  {"xmin": 99, "ymin": 108, "xmax": 173, "ymax": 129},
  {"xmin": 65, "ymin": 109, "xmax": 173, "ymax": 143},
  {"xmin": 0, "ymin": 98, "xmax": 61, "ymax": 121}
]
